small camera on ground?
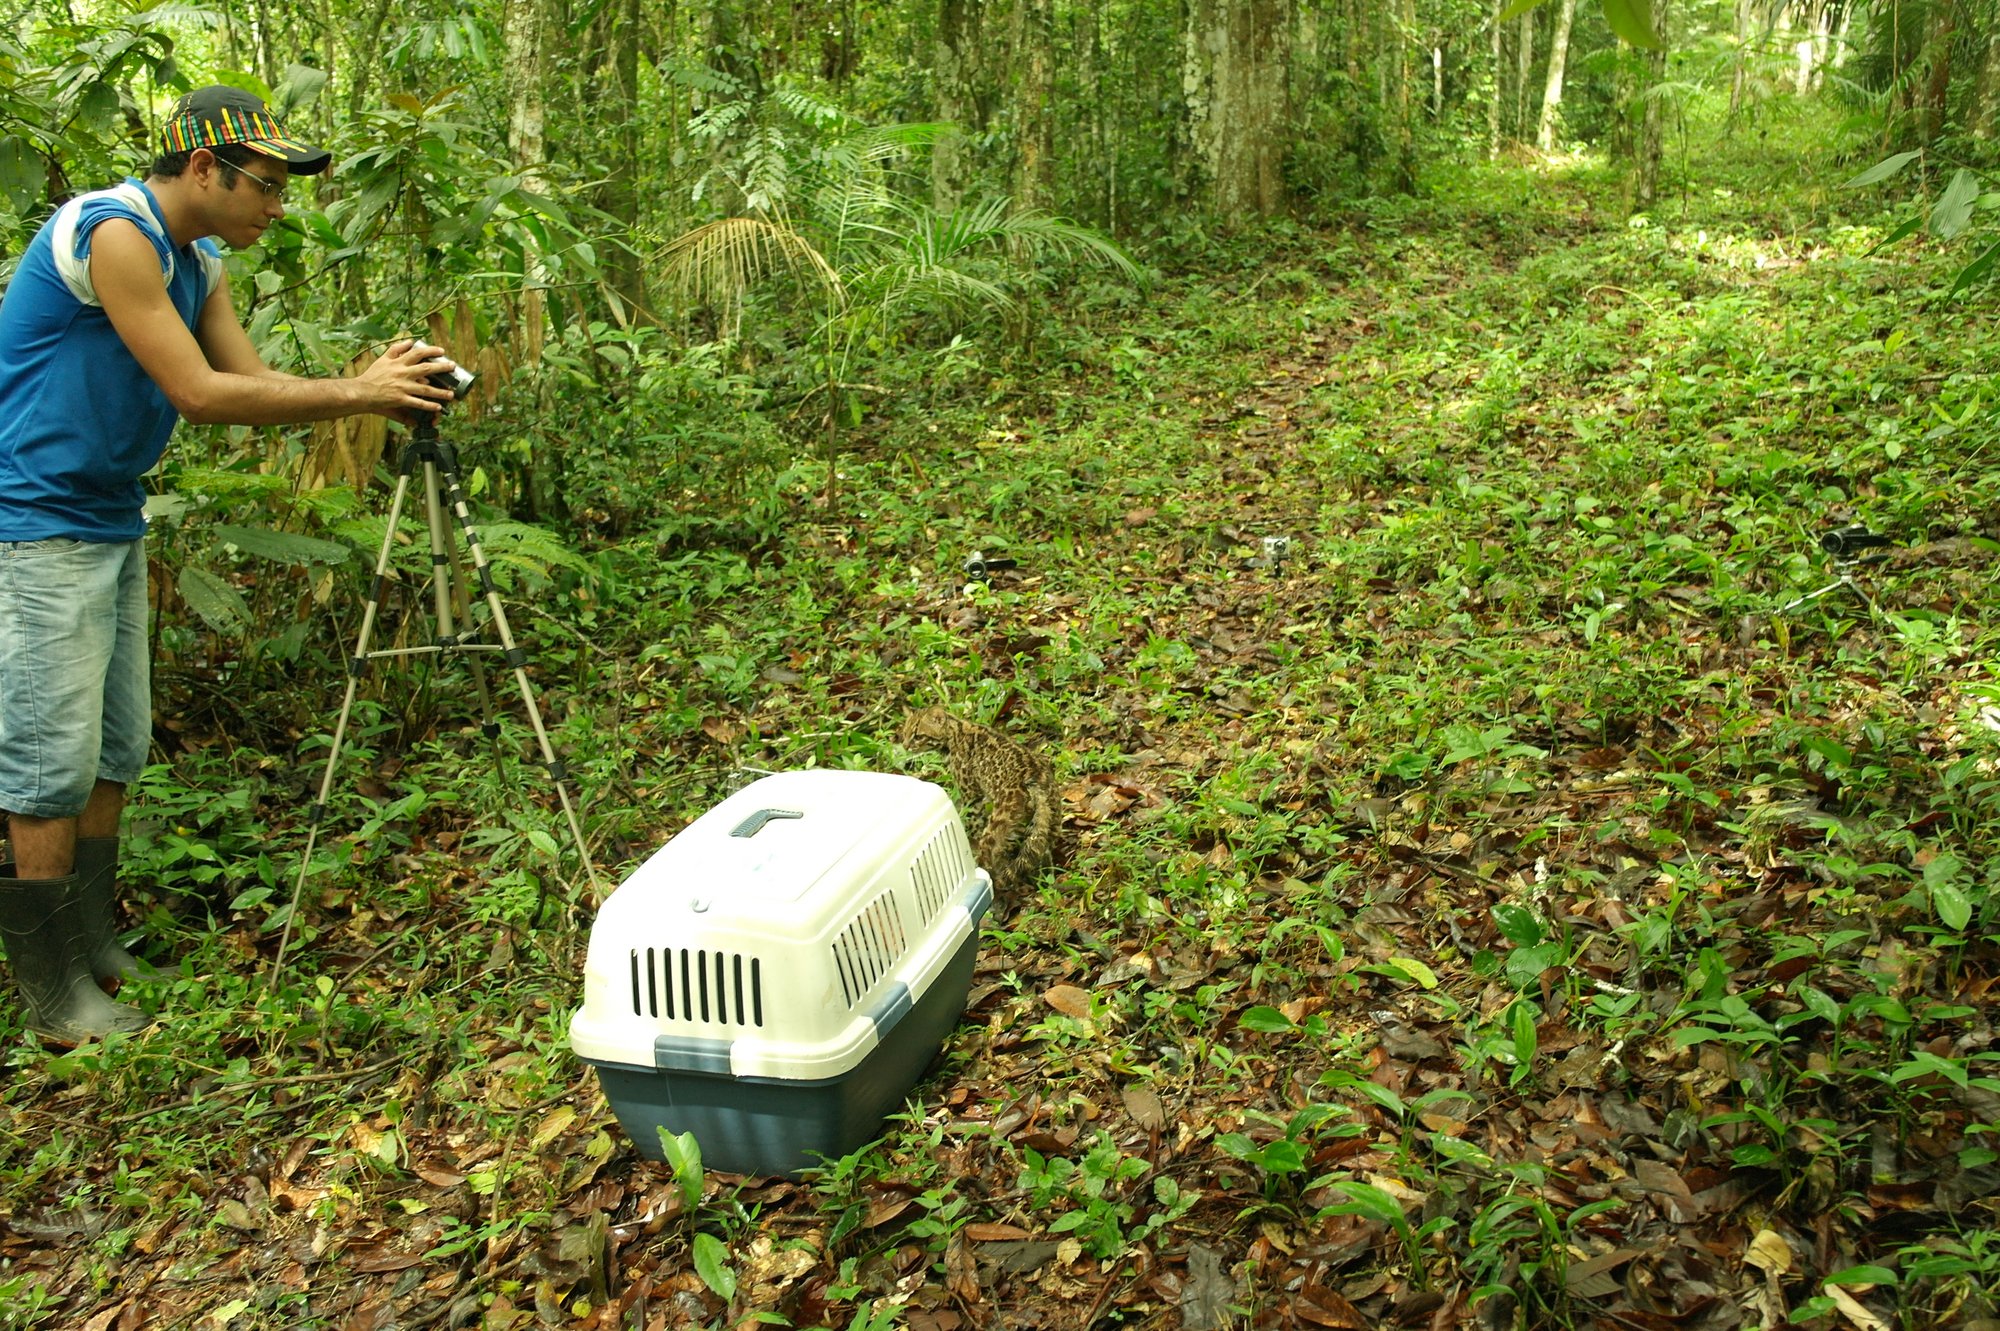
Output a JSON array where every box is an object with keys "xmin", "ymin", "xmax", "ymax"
[
  {"xmin": 962, "ymin": 550, "xmax": 1019, "ymax": 579},
  {"xmin": 1820, "ymin": 524, "xmax": 1891, "ymax": 560}
]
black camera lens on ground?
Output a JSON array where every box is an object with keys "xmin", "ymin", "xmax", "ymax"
[
  {"xmin": 1820, "ymin": 524, "xmax": 1892, "ymax": 559},
  {"xmin": 962, "ymin": 550, "xmax": 1019, "ymax": 578}
]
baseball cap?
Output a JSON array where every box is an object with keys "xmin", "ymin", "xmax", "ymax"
[{"xmin": 160, "ymin": 86, "xmax": 332, "ymax": 175}]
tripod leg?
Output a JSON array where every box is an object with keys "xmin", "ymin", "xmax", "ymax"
[
  {"xmin": 275, "ymin": 468, "xmax": 418, "ymax": 981},
  {"xmin": 430, "ymin": 458, "xmax": 604, "ymax": 902},
  {"xmin": 424, "ymin": 464, "xmax": 507, "ymax": 770}
]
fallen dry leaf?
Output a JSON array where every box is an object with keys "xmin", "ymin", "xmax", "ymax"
[
  {"xmin": 1121, "ymin": 1086, "xmax": 1167, "ymax": 1131},
  {"xmin": 1745, "ymin": 1228, "xmax": 1793, "ymax": 1276},
  {"xmin": 1043, "ymin": 984, "xmax": 1092, "ymax": 1019},
  {"xmin": 964, "ymin": 1222, "xmax": 1036, "ymax": 1241}
]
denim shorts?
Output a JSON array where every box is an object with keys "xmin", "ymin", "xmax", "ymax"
[{"xmin": 0, "ymin": 537, "xmax": 151, "ymax": 818}]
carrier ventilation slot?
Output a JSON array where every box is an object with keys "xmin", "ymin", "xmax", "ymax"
[
  {"xmin": 909, "ymin": 827, "xmax": 969, "ymax": 924},
  {"xmin": 629, "ymin": 947, "xmax": 764, "ymax": 1027},
  {"xmin": 830, "ymin": 891, "xmax": 909, "ymax": 1008}
]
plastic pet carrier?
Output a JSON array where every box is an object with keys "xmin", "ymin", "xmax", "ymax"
[{"xmin": 569, "ymin": 769, "xmax": 992, "ymax": 1176}]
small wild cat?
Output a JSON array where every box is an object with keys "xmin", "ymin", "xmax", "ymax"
[{"xmin": 899, "ymin": 708, "xmax": 1056, "ymax": 896}]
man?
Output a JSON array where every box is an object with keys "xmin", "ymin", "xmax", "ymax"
[{"xmin": 0, "ymin": 86, "xmax": 459, "ymax": 1042}]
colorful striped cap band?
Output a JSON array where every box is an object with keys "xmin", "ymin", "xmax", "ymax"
[{"xmin": 161, "ymin": 86, "xmax": 331, "ymax": 175}]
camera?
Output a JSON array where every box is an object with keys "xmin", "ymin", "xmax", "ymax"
[
  {"xmin": 1820, "ymin": 524, "xmax": 1891, "ymax": 560},
  {"xmin": 413, "ymin": 343, "xmax": 476, "ymax": 400},
  {"xmin": 962, "ymin": 550, "xmax": 1019, "ymax": 579},
  {"xmin": 429, "ymin": 363, "xmax": 476, "ymax": 398}
]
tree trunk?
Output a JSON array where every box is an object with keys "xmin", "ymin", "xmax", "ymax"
[
  {"xmin": 1635, "ymin": 0, "xmax": 1673, "ymax": 209},
  {"xmin": 1971, "ymin": 0, "xmax": 2000, "ymax": 137},
  {"xmin": 504, "ymin": 0, "xmax": 547, "ymax": 183},
  {"xmin": 1811, "ymin": 0, "xmax": 1834, "ymax": 87},
  {"xmin": 1795, "ymin": 0, "xmax": 1819, "ymax": 90},
  {"xmin": 1011, "ymin": 0, "xmax": 1054, "ymax": 211},
  {"xmin": 1729, "ymin": 0, "xmax": 1755, "ymax": 116},
  {"xmin": 1181, "ymin": 0, "xmax": 1294, "ymax": 214},
  {"xmin": 1924, "ymin": 0, "xmax": 1959, "ymax": 140},
  {"xmin": 1489, "ymin": 0, "xmax": 1504, "ymax": 156},
  {"xmin": 932, "ymin": 0, "xmax": 984, "ymax": 210},
  {"xmin": 1394, "ymin": 0, "xmax": 1416, "ymax": 188},
  {"xmin": 1079, "ymin": 3, "xmax": 1110, "ymax": 227},
  {"xmin": 588, "ymin": 0, "xmax": 648, "ymax": 323},
  {"xmin": 1515, "ymin": 10, "xmax": 1535, "ymax": 140},
  {"xmin": 1536, "ymin": 0, "xmax": 1578, "ymax": 151},
  {"xmin": 345, "ymin": 0, "xmax": 398, "ymax": 118}
]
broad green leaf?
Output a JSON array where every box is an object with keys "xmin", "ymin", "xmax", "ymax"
[
  {"xmin": 1384, "ymin": 956, "xmax": 1438, "ymax": 989},
  {"xmin": 1239, "ymin": 1006, "xmax": 1297, "ymax": 1033},
  {"xmin": 1216, "ymin": 1132, "xmax": 1259, "ymax": 1162},
  {"xmin": 1257, "ymin": 1140, "xmax": 1306, "ymax": 1174},
  {"xmin": 1920, "ymin": 851, "xmax": 1968, "ymax": 879},
  {"xmin": 1327, "ymin": 1181, "xmax": 1410, "ymax": 1232},
  {"xmin": 0, "ymin": 135, "xmax": 38, "ymax": 212},
  {"xmin": 211, "ymin": 524, "xmax": 352, "ymax": 566},
  {"xmin": 274, "ymin": 61, "xmax": 328, "ymax": 115},
  {"xmin": 1497, "ymin": 0, "xmax": 1547, "ymax": 22},
  {"xmin": 1796, "ymin": 985, "xmax": 1842, "ymax": 1026},
  {"xmin": 177, "ymin": 566, "xmax": 251, "ymax": 635},
  {"xmin": 693, "ymin": 1232, "xmax": 737, "ymax": 1302},
  {"xmin": 1338, "ymin": 1076, "xmax": 1408, "ymax": 1118},
  {"xmin": 1824, "ymin": 1264, "xmax": 1899, "ymax": 1287},
  {"xmin": 1493, "ymin": 904, "xmax": 1544, "ymax": 948},
  {"xmin": 1506, "ymin": 942, "xmax": 1564, "ymax": 988},
  {"xmin": 1602, "ymin": 0, "xmax": 1662, "ymax": 48},
  {"xmin": 1930, "ymin": 169, "xmax": 1981, "ymax": 239},
  {"xmin": 657, "ymin": 1128, "xmax": 703, "ymax": 1208},
  {"xmin": 1934, "ymin": 880, "xmax": 1972, "ymax": 933},
  {"xmin": 1841, "ymin": 150, "xmax": 1921, "ymax": 190},
  {"xmin": 1511, "ymin": 1002, "xmax": 1539, "ymax": 1065}
]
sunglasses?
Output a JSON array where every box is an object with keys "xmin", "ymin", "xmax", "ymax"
[{"xmin": 214, "ymin": 156, "xmax": 288, "ymax": 202}]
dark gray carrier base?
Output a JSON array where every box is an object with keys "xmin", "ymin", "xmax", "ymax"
[{"xmin": 588, "ymin": 931, "xmax": 979, "ymax": 1177}]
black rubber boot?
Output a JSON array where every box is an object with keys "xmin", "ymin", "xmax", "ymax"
[
  {"xmin": 0, "ymin": 870, "xmax": 149, "ymax": 1043},
  {"xmin": 74, "ymin": 837, "xmax": 159, "ymax": 985}
]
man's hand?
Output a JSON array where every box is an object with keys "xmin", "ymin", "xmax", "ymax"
[{"xmin": 357, "ymin": 339, "xmax": 460, "ymax": 421}]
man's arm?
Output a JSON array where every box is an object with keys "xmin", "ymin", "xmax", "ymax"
[
  {"xmin": 192, "ymin": 276, "xmax": 298, "ymax": 382},
  {"xmin": 90, "ymin": 218, "xmax": 453, "ymax": 425}
]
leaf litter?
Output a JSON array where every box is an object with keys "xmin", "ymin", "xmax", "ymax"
[{"xmin": 4, "ymin": 162, "xmax": 2000, "ymax": 1330}]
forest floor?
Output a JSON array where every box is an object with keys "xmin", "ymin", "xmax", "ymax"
[{"xmin": 6, "ymin": 107, "xmax": 2000, "ymax": 1331}]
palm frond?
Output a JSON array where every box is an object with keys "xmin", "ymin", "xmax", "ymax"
[
  {"xmin": 866, "ymin": 262, "xmax": 1017, "ymax": 321},
  {"xmin": 653, "ymin": 218, "xmax": 841, "ymax": 311},
  {"xmin": 987, "ymin": 210, "xmax": 1145, "ymax": 283},
  {"xmin": 893, "ymin": 198, "xmax": 1144, "ymax": 284}
]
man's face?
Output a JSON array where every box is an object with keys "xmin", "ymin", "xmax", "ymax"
[{"xmin": 204, "ymin": 151, "xmax": 287, "ymax": 248}]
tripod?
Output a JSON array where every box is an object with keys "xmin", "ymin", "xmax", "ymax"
[{"xmin": 275, "ymin": 415, "xmax": 602, "ymax": 976}]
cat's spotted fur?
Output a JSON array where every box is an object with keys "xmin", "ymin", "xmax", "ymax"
[{"xmin": 900, "ymin": 708, "xmax": 1056, "ymax": 896}]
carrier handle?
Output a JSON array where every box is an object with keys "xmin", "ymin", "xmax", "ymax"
[{"xmin": 731, "ymin": 807, "xmax": 804, "ymax": 838}]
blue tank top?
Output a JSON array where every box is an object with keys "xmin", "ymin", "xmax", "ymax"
[{"xmin": 0, "ymin": 180, "xmax": 222, "ymax": 542}]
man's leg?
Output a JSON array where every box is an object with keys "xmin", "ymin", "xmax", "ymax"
[
  {"xmin": 8, "ymin": 811, "xmax": 78, "ymax": 881},
  {"xmin": 80, "ymin": 540, "xmax": 157, "ymax": 984},
  {"xmin": 6, "ymin": 779, "xmax": 114, "ymax": 877},
  {"xmin": 0, "ymin": 539, "xmax": 147, "ymax": 1039}
]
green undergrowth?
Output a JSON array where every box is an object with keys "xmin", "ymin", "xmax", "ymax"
[{"xmin": 5, "ymin": 110, "xmax": 2000, "ymax": 1330}]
